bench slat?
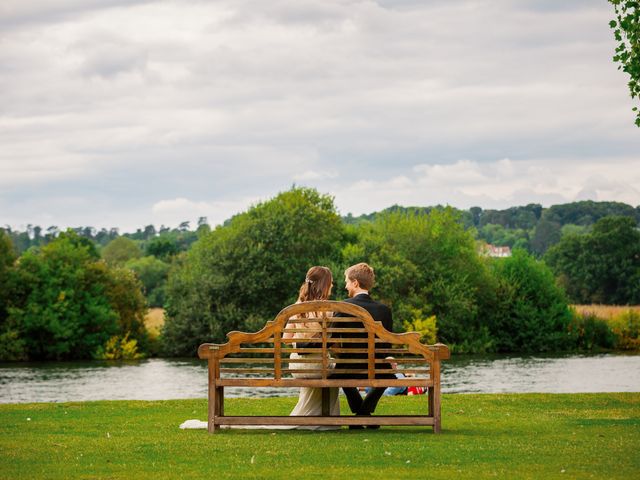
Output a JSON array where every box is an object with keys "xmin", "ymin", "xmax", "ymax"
[
  {"xmin": 216, "ymin": 416, "xmax": 435, "ymax": 426},
  {"xmin": 216, "ymin": 378, "xmax": 432, "ymax": 387}
]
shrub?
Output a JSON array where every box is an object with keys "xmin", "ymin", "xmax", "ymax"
[
  {"xmin": 95, "ymin": 332, "xmax": 144, "ymax": 360},
  {"xmin": 403, "ymin": 311, "xmax": 437, "ymax": 344},
  {"xmin": 488, "ymin": 249, "xmax": 572, "ymax": 352},
  {"xmin": 610, "ymin": 310, "xmax": 640, "ymax": 350},
  {"xmin": 568, "ymin": 311, "xmax": 616, "ymax": 351},
  {"xmin": 4, "ymin": 231, "xmax": 148, "ymax": 360}
]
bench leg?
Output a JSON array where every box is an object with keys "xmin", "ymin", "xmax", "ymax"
[
  {"xmin": 432, "ymin": 385, "xmax": 441, "ymax": 433},
  {"xmin": 208, "ymin": 382, "xmax": 219, "ymax": 433},
  {"xmin": 431, "ymin": 360, "xmax": 442, "ymax": 434},
  {"xmin": 208, "ymin": 357, "xmax": 222, "ymax": 433}
]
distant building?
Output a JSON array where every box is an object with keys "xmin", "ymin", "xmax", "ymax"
[{"xmin": 482, "ymin": 244, "xmax": 512, "ymax": 258}]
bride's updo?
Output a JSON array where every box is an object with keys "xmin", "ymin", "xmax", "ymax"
[{"xmin": 297, "ymin": 266, "xmax": 333, "ymax": 304}]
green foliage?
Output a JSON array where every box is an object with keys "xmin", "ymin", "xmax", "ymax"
[
  {"xmin": 94, "ymin": 332, "xmax": 144, "ymax": 360},
  {"xmin": 101, "ymin": 236, "xmax": 143, "ymax": 266},
  {"xmin": 162, "ymin": 187, "xmax": 345, "ymax": 356},
  {"xmin": 0, "ymin": 329, "xmax": 27, "ymax": 361},
  {"xmin": 102, "ymin": 267, "xmax": 149, "ymax": 349},
  {"xmin": 545, "ymin": 216, "xmax": 640, "ymax": 304},
  {"xmin": 568, "ymin": 311, "xmax": 617, "ymax": 351},
  {"xmin": 403, "ymin": 312, "xmax": 437, "ymax": 344},
  {"xmin": 341, "ymin": 207, "xmax": 494, "ymax": 348},
  {"xmin": 609, "ymin": 310, "xmax": 640, "ymax": 350},
  {"xmin": 126, "ymin": 256, "xmax": 170, "ymax": 307},
  {"xmin": 0, "ymin": 232, "xmax": 26, "ymax": 360},
  {"xmin": 144, "ymin": 236, "xmax": 179, "ymax": 260},
  {"xmin": 488, "ymin": 250, "xmax": 573, "ymax": 352},
  {"xmin": 478, "ymin": 223, "xmax": 529, "ymax": 248},
  {"xmin": 544, "ymin": 200, "xmax": 640, "ymax": 226},
  {"xmin": 0, "ymin": 231, "xmax": 16, "ymax": 322},
  {"xmin": 560, "ymin": 223, "xmax": 587, "ymax": 238},
  {"xmin": 609, "ymin": 0, "xmax": 640, "ymax": 127},
  {"xmin": 8, "ymin": 231, "xmax": 119, "ymax": 360},
  {"xmin": 530, "ymin": 214, "xmax": 562, "ymax": 256},
  {"xmin": 477, "ymin": 204, "xmax": 542, "ymax": 229},
  {"xmin": 2, "ymin": 231, "xmax": 148, "ymax": 360}
]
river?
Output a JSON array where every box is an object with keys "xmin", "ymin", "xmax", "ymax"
[{"xmin": 1, "ymin": 353, "xmax": 639, "ymax": 403}]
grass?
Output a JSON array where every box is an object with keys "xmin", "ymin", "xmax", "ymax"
[
  {"xmin": 1, "ymin": 393, "xmax": 639, "ymax": 479},
  {"xmin": 572, "ymin": 305, "xmax": 640, "ymax": 320}
]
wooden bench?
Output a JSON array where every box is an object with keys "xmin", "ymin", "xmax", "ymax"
[{"xmin": 198, "ymin": 300, "xmax": 450, "ymax": 433}]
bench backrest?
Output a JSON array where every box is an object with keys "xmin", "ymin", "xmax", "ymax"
[{"xmin": 198, "ymin": 300, "xmax": 449, "ymax": 383}]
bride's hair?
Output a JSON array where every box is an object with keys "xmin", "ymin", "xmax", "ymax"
[{"xmin": 297, "ymin": 266, "xmax": 333, "ymax": 305}]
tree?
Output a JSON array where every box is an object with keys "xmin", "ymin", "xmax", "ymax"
[
  {"xmin": 341, "ymin": 208, "xmax": 496, "ymax": 351},
  {"xmin": 8, "ymin": 231, "xmax": 119, "ymax": 360},
  {"xmin": 145, "ymin": 236, "xmax": 179, "ymax": 259},
  {"xmin": 102, "ymin": 236, "xmax": 143, "ymax": 266},
  {"xmin": 126, "ymin": 256, "xmax": 170, "ymax": 307},
  {"xmin": 0, "ymin": 232, "xmax": 26, "ymax": 360},
  {"xmin": 488, "ymin": 250, "xmax": 572, "ymax": 352},
  {"xmin": 530, "ymin": 216, "xmax": 562, "ymax": 256},
  {"xmin": 609, "ymin": 0, "xmax": 640, "ymax": 127},
  {"xmin": 162, "ymin": 187, "xmax": 345, "ymax": 356},
  {"xmin": 4, "ymin": 231, "xmax": 148, "ymax": 360},
  {"xmin": 545, "ymin": 216, "xmax": 640, "ymax": 304}
]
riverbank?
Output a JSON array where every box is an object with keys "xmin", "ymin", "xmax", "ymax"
[{"xmin": 1, "ymin": 393, "xmax": 638, "ymax": 479}]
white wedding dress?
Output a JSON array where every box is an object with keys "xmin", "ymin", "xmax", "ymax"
[{"xmin": 287, "ymin": 348, "xmax": 340, "ymax": 426}]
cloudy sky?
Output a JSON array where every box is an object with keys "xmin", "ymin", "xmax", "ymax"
[{"xmin": 1, "ymin": 0, "xmax": 639, "ymax": 232}]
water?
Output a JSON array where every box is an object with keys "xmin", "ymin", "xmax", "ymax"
[{"xmin": 1, "ymin": 353, "xmax": 639, "ymax": 404}]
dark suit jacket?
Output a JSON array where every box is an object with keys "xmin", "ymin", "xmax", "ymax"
[{"xmin": 329, "ymin": 293, "xmax": 395, "ymax": 379}]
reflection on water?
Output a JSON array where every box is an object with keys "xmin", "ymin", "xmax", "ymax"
[{"xmin": 1, "ymin": 353, "xmax": 639, "ymax": 404}]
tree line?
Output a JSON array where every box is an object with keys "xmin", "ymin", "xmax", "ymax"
[{"xmin": 1, "ymin": 189, "xmax": 638, "ymax": 360}]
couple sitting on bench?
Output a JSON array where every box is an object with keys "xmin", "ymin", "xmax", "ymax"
[
  {"xmin": 196, "ymin": 261, "xmax": 448, "ymax": 432},
  {"xmin": 284, "ymin": 262, "xmax": 394, "ymax": 429}
]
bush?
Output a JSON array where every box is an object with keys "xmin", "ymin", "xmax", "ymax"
[
  {"xmin": 94, "ymin": 332, "xmax": 144, "ymax": 360},
  {"xmin": 568, "ymin": 311, "xmax": 616, "ymax": 351},
  {"xmin": 4, "ymin": 231, "xmax": 148, "ymax": 360},
  {"xmin": 402, "ymin": 311, "xmax": 437, "ymax": 344},
  {"xmin": 609, "ymin": 310, "xmax": 640, "ymax": 350},
  {"xmin": 488, "ymin": 249, "xmax": 572, "ymax": 352}
]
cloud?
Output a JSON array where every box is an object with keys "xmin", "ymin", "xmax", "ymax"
[
  {"xmin": 292, "ymin": 170, "xmax": 338, "ymax": 181},
  {"xmin": 0, "ymin": 0, "xmax": 638, "ymax": 231},
  {"xmin": 151, "ymin": 196, "xmax": 261, "ymax": 229},
  {"xmin": 332, "ymin": 157, "xmax": 640, "ymax": 215}
]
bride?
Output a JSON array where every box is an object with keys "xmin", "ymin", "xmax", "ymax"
[
  {"xmin": 283, "ymin": 266, "xmax": 340, "ymax": 421},
  {"xmin": 180, "ymin": 266, "xmax": 339, "ymax": 430}
]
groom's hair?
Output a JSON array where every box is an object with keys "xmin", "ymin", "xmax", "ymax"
[{"xmin": 345, "ymin": 263, "xmax": 375, "ymax": 290}]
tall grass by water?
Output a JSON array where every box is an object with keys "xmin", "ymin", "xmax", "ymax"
[{"xmin": 572, "ymin": 305, "xmax": 640, "ymax": 319}]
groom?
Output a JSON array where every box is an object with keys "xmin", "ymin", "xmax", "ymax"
[{"xmin": 330, "ymin": 262, "xmax": 395, "ymax": 427}]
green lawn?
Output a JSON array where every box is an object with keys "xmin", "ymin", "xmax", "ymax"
[{"xmin": 1, "ymin": 393, "xmax": 639, "ymax": 479}]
